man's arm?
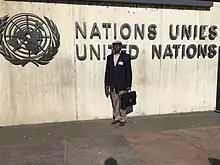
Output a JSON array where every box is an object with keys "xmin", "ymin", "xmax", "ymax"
[
  {"xmin": 104, "ymin": 57, "xmax": 110, "ymax": 98},
  {"xmin": 104, "ymin": 56, "xmax": 110, "ymax": 87},
  {"xmin": 126, "ymin": 54, "xmax": 132, "ymax": 89}
]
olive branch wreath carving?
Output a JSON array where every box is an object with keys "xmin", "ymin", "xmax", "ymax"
[{"xmin": 0, "ymin": 15, "xmax": 60, "ymax": 67}]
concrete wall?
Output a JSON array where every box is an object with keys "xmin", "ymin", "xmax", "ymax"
[{"xmin": 0, "ymin": 0, "xmax": 219, "ymax": 126}]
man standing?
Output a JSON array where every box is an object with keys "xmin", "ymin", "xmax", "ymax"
[{"xmin": 104, "ymin": 41, "xmax": 132, "ymax": 127}]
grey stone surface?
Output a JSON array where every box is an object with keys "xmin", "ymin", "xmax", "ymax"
[
  {"xmin": 0, "ymin": 111, "xmax": 219, "ymax": 164},
  {"xmin": 1, "ymin": 155, "xmax": 65, "ymax": 165},
  {"xmin": 0, "ymin": 142, "xmax": 64, "ymax": 160},
  {"xmin": 66, "ymin": 136, "xmax": 143, "ymax": 165}
]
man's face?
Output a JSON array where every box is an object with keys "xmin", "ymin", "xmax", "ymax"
[{"xmin": 112, "ymin": 44, "xmax": 122, "ymax": 54}]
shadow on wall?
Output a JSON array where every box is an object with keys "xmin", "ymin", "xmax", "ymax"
[
  {"xmin": 104, "ymin": 157, "xmax": 118, "ymax": 165},
  {"xmin": 5, "ymin": 0, "xmax": 211, "ymax": 11},
  {"xmin": 208, "ymin": 158, "xmax": 220, "ymax": 165}
]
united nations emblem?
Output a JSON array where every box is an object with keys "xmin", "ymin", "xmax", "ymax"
[{"xmin": 0, "ymin": 13, "xmax": 60, "ymax": 67}]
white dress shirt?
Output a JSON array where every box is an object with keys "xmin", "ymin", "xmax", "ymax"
[{"xmin": 113, "ymin": 51, "xmax": 121, "ymax": 66}]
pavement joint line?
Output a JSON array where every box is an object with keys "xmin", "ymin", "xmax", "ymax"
[
  {"xmin": 64, "ymin": 139, "xmax": 67, "ymax": 165},
  {"xmin": 0, "ymin": 141, "xmax": 65, "ymax": 148},
  {"xmin": 122, "ymin": 134, "xmax": 146, "ymax": 163},
  {"xmin": 144, "ymin": 155, "xmax": 212, "ymax": 164},
  {"xmin": 0, "ymin": 152, "xmax": 65, "ymax": 161},
  {"xmin": 207, "ymin": 152, "xmax": 220, "ymax": 157},
  {"xmin": 178, "ymin": 132, "xmax": 216, "ymax": 157}
]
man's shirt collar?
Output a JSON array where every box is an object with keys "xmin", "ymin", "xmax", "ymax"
[{"xmin": 114, "ymin": 51, "xmax": 121, "ymax": 55}]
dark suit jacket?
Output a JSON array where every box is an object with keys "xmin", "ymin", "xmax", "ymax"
[{"xmin": 104, "ymin": 51, "xmax": 132, "ymax": 92}]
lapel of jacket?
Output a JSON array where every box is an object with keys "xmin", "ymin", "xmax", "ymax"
[{"xmin": 110, "ymin": 54, "xmax": 115, "ymax": 68}]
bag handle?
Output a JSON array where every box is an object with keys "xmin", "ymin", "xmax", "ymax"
[{"xmin": 127, "ymin": 87, "xmax": 131, "ymax": 92}]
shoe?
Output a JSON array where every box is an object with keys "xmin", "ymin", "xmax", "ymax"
[
  {"xmin": 119, "ymin": 121, "xmax": 126, "ymax": 127},
  {"xmin": 111, "ymin": 120, "xmax": 119, "ymax": 125}
]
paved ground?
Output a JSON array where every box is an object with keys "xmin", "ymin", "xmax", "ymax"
[{"xmin": 0, "ymin": 111, "xmax": 220, "ymax": 164}]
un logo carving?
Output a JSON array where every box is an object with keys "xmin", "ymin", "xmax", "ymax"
[{"xmin": 0, "ymin": 13, "xmax": 60, "ymax": 67}]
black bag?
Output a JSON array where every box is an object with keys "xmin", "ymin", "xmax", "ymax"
[
  {"xmin": 120, "ymin": 91, "xmax": 137, "ymax": 110},
  {"xmin": 125, "ymin": 106, "xmax": 133, "ymax": 115}
]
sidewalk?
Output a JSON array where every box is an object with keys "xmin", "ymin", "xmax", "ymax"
[{"xmin": 0, "ymin": 111, "xmax": 220, "ymax": 165}]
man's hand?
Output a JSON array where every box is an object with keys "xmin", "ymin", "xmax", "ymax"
[{"xmin": 105, "ymin": 86, "xmax": 110, "ymax": 98}]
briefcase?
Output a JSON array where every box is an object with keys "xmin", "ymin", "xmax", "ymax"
[{"xmin": 120, "ymin": 91, "xmax": 137, "ymax": 110}]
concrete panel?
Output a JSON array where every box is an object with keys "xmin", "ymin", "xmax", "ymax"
[{"xmin": 0, "ymin": 1, "xmax": 77, "ymax": 125}]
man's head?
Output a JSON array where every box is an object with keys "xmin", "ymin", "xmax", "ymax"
[
  {"xmin": 112, "ymin": 41, "xmax": 122, "ymax": 54},
  {"xmin": 104, "ymin": 158, "xmax": 118, "ymax": 165}
]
